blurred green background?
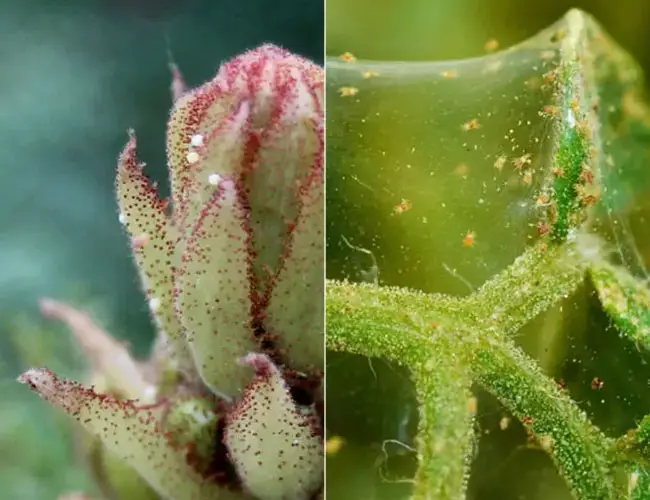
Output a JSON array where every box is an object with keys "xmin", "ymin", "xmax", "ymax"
[
  {"xmin": 0, "ymin": 0, "xmax": 322, "ymax": 498},
  {"xmin": 327, "ymin": 0, "xmax": 650, "ymax": 69},
  {"xmin": 326, "ymin": 1, "xmax": 650, "ymax": 499}
]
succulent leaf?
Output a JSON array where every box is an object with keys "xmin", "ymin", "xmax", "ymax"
[
  {"xmin": 265, "ymin": 161, "xmax": 324, "ymax": 372},
  {"xmin": 176, "ymin": 180, "xmax": 258, "ymax": 398},
  {"xmin": 224, "ymin": 353, "xmax": 323, "ymax": 500},
  {"xmin": 116, "ymin": 134, "xmax": 193, "ymax": 373},
  {"xmin": 18, "ymin": 368, "xmax": 240, "ymax": 500}
]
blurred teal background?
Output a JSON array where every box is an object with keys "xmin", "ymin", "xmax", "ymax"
[{"xmin": 0, "ymin": 1, "xmax": 322, "ymax": 498}]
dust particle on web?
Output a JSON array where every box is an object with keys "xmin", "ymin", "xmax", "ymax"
[
  {"xmin": 441, "ymin": 69, "xmax": 459, "ymax": 79},
  {"xmin": 494, "ymin": 155, "xmax": 507, "ymax": 171},
  {"xmin": 362, "ymin": 70, "xmax": 379, "ymax": 79},
  {"xmin": 536, "ymin": 193, "xmax": 550, "ymax": 206},
  {"xmin": 339, "ymin": 52, "xmax": 357, "ymax": 63},
  {"xmin": 522, "ymin": 171, "xmax": 533, "ymax": 186},
  {"xmin": 393, "ymin": 198, "xmax": 412, "ymax": 215},
  {"xmin": 462, "ymin": 118, "xmax": 481, "ymax": 131}
]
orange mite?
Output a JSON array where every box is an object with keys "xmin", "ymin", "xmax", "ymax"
[
  {"xmin": 591, "ymin": 377, "xmax": 604, "ymax": 390},
  {"xmin": 537, "ymin": 221, "xmax": 551, "ymax": 236},
  {"xmin": 441, "ymin": 69, "xmax": 458, "ymax": 78},
  {"xmin": 463, "ymin": 231, "xmax": 476, "ymax": 247},
  {"xmin": 536, "ymin": 193, "xmax": 550, "ymax": 206},
  {"xmin": 393, "ymin": 198, "xmax": 412, "ymax": 214},
  {"xmin": 339, "ymin": 52, "xmax": 357, "ymax": 63},
  {"xmin": 462, "ymin": 118, "xmax": 481, "ymax": 131}
]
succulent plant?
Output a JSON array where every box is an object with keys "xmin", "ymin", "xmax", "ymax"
[{"xmin": 18, "ymin": 44, "xmax": 324, "ymax": 500}]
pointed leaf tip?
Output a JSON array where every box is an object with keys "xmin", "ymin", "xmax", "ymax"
[
  {"xmin": 225, "ymin": 353, "xmax": 323, "ymax": 500},
  {"xmin": 116, "ymin": 133, "xmax": 193, "ymax": 372},
  {"xmin": 19, "ymin": 368, "xmax": 237, "ymax": 500},
  {"xmin": 38, "ymin": 298, "xmax": 150, "ymax": 400}
]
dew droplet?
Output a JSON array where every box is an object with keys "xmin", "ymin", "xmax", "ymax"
[
  {"xmin": 567, "ymin": 109, "xmax": 576, "ymax": 128},
  {"xmin": 190, "ymin": 134, "xmax": 204, "ymax": 147},
  {"xmin": 208, "ymin": 173, "xmax": 222, "ymax": 186},
  {"xmin": 149, "ymin": 297, "xmax": 161, "ymax": 313},
  {"xmin": 186, "ymin": 151, "xmax": 200, "ymax": 164}
]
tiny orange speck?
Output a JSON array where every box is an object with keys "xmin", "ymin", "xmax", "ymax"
[
  {"xmin": 484, "ymin": 39, "xmax": 499, "ymax": 53},
  {"xmin": 462, "ymin": 118, "xmax": 481, "ymax": 131},
  {"xmin": 393, "ymin": 198, "xmax": 412, "ymax": 214},
  {"xmin": 441, "ymin": 69, "xmax": 458, "ymax": 79},
  {"xmin": 591, "ymin": 377, "xmax": 604, "ymax": 390},
  {"xmin": 339, "ymin": 52, "xmax": 357, "ymax": 63},
  {"xmin": 494, "ymin": 155, "xmax": 507, "ymax": 171},
  {"xmin": 463, "ymin": 231, "xmax": 476, "ymax": 247}
]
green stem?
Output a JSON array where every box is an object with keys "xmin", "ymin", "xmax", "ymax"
[
  {"xmin": 473, "ymin": 336, "xmax": 617, "ymax": 499},
  {"xmin": 327, "ymin": 278, "xmax": 621, "ymax": 499},
  {"xmin": 327, "ymin": 282, "xmax": 474, "ymax": 499},
  {"xmin": 466, "ymin": 242, "xmax": 586, "ymax": 335}
]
